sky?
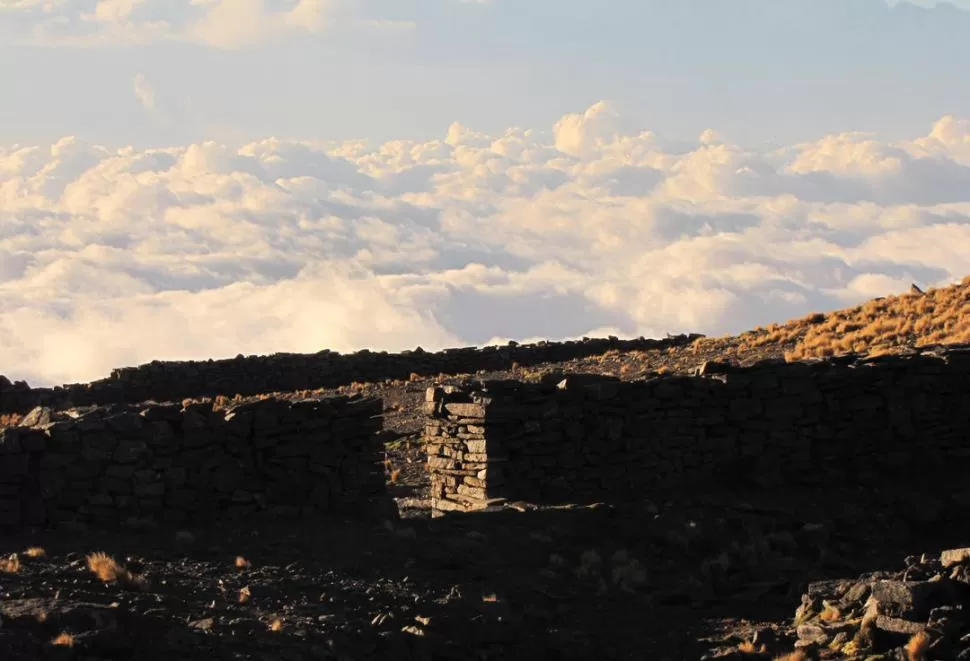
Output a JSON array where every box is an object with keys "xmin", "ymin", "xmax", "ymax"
[{"xmin": 2, "ymin": 0, "xmax": 970, "ymax": 386}]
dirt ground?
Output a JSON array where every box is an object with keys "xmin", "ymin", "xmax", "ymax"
[{"xmin": 4, "ymin": 482, "xmax": 965, "ymax": 661}]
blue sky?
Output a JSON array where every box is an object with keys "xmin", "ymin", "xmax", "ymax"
[
  {"xmin": 3, "ymin": 0, "xmax": 969, "ymax": 148},
  {"xmin": 2, "ymin": 0, "xmax": 970, "ymax": 386}
]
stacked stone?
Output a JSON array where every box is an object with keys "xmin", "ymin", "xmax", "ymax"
[
  {"xmin": 424, "ymin": 345, "xmax": 970, "ymax": 514},
  {"xmin": 424, "ymin": 386, "xmax": 507, "ymax": 514},
  {"xmin": 0, "ymin": 334, "xmax": 703, "ymax": 415},
  {"xmin": 0, "ymin": 423, "xmax": 47, "ymax": 528},
  {"xmin": 0, "ymin": 395, "xmax": 390, "ymax": 532}
]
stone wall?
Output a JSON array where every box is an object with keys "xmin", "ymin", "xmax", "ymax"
[
  {"xmin": 424, "ymin": 345, "xmax": 970, "ymax": 515},
  {"xmin": 0, "ymin": 395, "xmax": 391, "ymax": 532},
  {"xmin": 0, "ymin": 334, "xmax": 702, "ymax": 415}
]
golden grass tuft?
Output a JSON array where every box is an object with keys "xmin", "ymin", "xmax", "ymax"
[
  {"xmin": 772, "ymin": 652, "xmax": 807, "ymax": 661},
  {"xmin": 85, "ymin": 552, "xmax": 145, "ymax": 589},
  {"xmin": 0, "ymin": 412, "xmax": 24, "ymax": 428},
  {"xmin": 819, "ymin": 603, "xmax": 841, "ymax": 622},
  {"xmin": 738, "ymin": 640, "xmax": 766, "ymax": 654},
  {"xmin": 235, "ymin": 555, "xmax": 251, "ymax": 569},
  {"xmin": 24, "ymin": 546, "xmax": 47, "ymax": 559},
  {"xmin": 1, "ymin": 553, "xmax": 21, "ymax": 573},
  {"xmin": 51, "ymin": 632, "xmax": 75, "ymax": 647},
  {"xmin": 737, "ymin": 279, "xmax": 970, "ymax": 361},
  {"xmin": 906, "ymin": 630, "xmax": 931, "ymax": 661}
]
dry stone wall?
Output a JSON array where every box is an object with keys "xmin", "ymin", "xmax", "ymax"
[
  {"xmin": 0, "ymin": 395, "xmax": 391, "ymax": 532},
  {"xmin": 424, "ymin": 345, "xmax": 970, "ymax": 516},
  {"xmin": 0, "ymin": 335, "xmax": 702, "ymax": 415}
]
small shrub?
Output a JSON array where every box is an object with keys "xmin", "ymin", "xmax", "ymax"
[
  {"xmin": 0, "ymin": 412, "xmax": 24, "ymax": 427},
  {"xmin": 1, "ymin": 553, "xmax": 21, "ymax": 573},
  {"xmin": 906, "ymin": 631, "xmax": 931, "ymax": 661},
  {"xmin": 819, "ymin": 603, "xmax": 841, "ymax": 622},
  {"xmin": 85, "ymin": 552, "xmax": 146, "ymax": 590},
  {"xmin": 51, "ymin": 632, "xmax": 75, "ymax": 647},
  {"xmin": 772, "ymin": 652, "xmax": 807, "ymax": 661},
  {"xmin": 738, "ymin": 640, "xmax": 766, "ymax": 654}
]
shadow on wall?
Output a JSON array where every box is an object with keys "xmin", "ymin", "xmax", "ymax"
[
  {"xmin": 426, "ymin": 345, "xmax": 970, "ymax": 528},
  {"xmin": 0, "ymin": 395, "xmax": 393, "ymax": 533}
]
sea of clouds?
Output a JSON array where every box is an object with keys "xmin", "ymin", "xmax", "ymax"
[{"xmin": 2, "ymin": 101, "xmax": 969, "ymax": 386}]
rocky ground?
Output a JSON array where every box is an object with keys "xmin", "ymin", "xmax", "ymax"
[
  {"xmin": 4, "ymin": 331, "xmax": 966, "ymax": 660},
  {"xmin": 3, "ymin": 483, "xmax": 969, "ymax": 661}
]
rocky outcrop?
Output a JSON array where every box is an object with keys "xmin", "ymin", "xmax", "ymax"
[
  {"xmin": 424, "ymin": 344, "xmax": 970, "ymax": 516},
  {"xmin": 782, "ymin": 547, "xmax": 970, "ymax": 659},
  {"xmin": 0, "ymin": 335, "xmax": 703, "ymax": 415},
  {"xmin": 0, "ymin": 395, "xmax": 390, "ymax": 532}
]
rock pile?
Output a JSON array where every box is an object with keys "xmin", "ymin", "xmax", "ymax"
[
  {"xmin": 0, "ymin": 395, "xmax": 391, "ymax": 531},
  {"xmin": 778, "ymin": 547, "xmax": 970, "ymax": 659}
]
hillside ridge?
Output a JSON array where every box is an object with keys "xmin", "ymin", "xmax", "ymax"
[{"xmin": 3, "ymin": 276, "xmax": 969, "ymax": 421}]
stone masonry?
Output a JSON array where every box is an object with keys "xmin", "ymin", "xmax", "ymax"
[
  {"xmin": 0, "ymin": 334, "xmax": 702, "ymax": 415},
  {"xmin": 0, "ymin": 395, "xmax": 391, "ymax": 532},
  {"xmin": 425, "ymin": 345, "xmax": 970, "ymax": 515}
]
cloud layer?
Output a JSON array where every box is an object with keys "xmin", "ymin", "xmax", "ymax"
[
  {"xmin": 2, "ymin": 102, "xmax": 969, "ymax": 386},
  {"xmin": 0, "ymin": 0, "xmax": 341, "ymax": 48}
]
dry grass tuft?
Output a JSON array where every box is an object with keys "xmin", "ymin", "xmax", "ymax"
[
  {"xmin": 0, "ymin": 412, "xmax": 24, "ymax": 428},
  {"xmin": 906, "ymin": 630, "xmax": 931, "ymax": 661},
  {"xmin": 738, "ymin": 640, "xmax": 767, "ymax": 654},
  {"xmin": 24, "ymin": 546, "xmax": 47, "ymax": 559},
  {"xmin": 734, "ymin": 278, "xmax": 970, "ymax": 361},
  {"xmin": 235, "ymin": 555, "xmax": 251, "ymax": 569},
  {"xmin": 1, "ymin": 553, "xmax": 21, "ymax": 573},
  {"xmin": 772, "ymin": 651, "xmax": 807, "ymax": 661},
  {"xmin": 85, "ymin": 552, "xmax": 145, "ymax": 589},
  {"xmin": 51, "ymin": 632, "xmax": 75, "ymax": 647},
  {"xmin": 819, "ymin": 603, "xmax": 841, "ymax": 622}
]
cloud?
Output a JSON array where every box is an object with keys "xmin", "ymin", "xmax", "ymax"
[
  {"xmin": 132, "ymin": 73, "xmax": 155, "ymax": 113},
  {"xmin": 2, "ymin": 102, "xmax": 969, "ymax": 386},
  {"xmin": 0, "ymin": 0, "xmax": 339, "ymax": 47}
]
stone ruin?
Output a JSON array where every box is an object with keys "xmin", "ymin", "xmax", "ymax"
[
  {"xmin": 3, "ymin": 342, "xmax": 970, "ymax": 538},
  {"xmin": 424, "ymin": 345, "xmax": 970, "ymax": 522},
  {"xmin": 0, "ymin": 395, "xmax": 390, "ymax": 531}
]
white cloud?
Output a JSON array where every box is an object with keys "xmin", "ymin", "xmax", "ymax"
[
  {"xmin": 1, "ymin": 0, "xmax": 340, "ymax": 47},
  {"xmin": 2, "ymin": 101, "xmax": 970, "ymax": 386},
  {"xmin": 132, "ymin": 73, "xmax": 155, "ymax": 113}
]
